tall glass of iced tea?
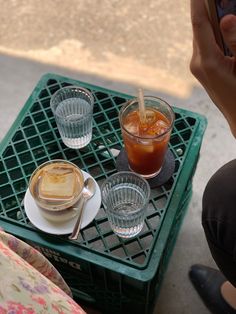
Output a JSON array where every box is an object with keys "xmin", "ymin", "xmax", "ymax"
[{"xmin": 119, "ymin": 96, "xmax": 175, "ymax": 178}]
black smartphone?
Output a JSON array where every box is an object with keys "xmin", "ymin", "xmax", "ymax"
[{"xmin": 205, "ymin": 0, "xmax": 236, "ymax": 56}]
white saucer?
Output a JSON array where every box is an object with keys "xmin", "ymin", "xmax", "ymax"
[{"xmin": 24, "ymin": 170, "xmax": 101, "ymax": 235}]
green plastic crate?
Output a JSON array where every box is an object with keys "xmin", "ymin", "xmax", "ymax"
[
  {"xmin": 47, "ymin": 181, "xmax": 193, "ymax": 314},
  {"xmin": 0, "ymin": 73, "xmax": 207, "ymax": 313}
]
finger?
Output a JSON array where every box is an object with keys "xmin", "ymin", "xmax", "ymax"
[
  {"xmin": 220, "ymin": 14, "xmax": 236, "ymax": 57},
  {"xmin": 191, "ymin": 0, "xmax": 220, "ymax": 57}
]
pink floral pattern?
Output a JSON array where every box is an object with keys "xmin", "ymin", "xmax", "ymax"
[{"xmin": 0, "ymin": 230, "xmax": 86, "ymax": 313}]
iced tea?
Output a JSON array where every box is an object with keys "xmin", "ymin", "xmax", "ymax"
[{"xmin": 119, "ymin": 97, "xmax": 174, "ymax": 178}]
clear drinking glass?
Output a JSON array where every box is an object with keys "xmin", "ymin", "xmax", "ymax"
[
  {"xmin": 50, "ymin": 86, "xmax": 94, "ymax": 149},
  {"xmin": 119, "ymin": 96, "xmax": 175, "ymax": 178},
  {"xmin": 101, "ymin": 171, "xmax": 150, "ymax": 238}
]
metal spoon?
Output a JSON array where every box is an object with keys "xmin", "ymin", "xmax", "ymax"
[{"xmin": 69, "ymin": 177, "xmax": 96, "ymax": 240}]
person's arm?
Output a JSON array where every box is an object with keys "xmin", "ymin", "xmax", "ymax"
[{"xmin": 190, "ymin": 0, "xmax": 236, "ymax": 137}]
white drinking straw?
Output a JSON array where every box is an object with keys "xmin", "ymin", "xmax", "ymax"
[{"xmin": 138, "ymin": 88, "xmax": 146, "ymax": 124}]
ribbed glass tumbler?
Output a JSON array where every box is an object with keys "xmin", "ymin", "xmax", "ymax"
[
  {"xmin": 50, "ymin": 86, "xmax": 94, "ymax": 149},
  {"xmin": 101, "ymin": 171, "xmax": 150, "ymax": 238}
]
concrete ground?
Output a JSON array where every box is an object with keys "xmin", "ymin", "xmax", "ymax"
[{"xmin": 0, "ymin": 1, "xmax": 236, "ymax": 313}]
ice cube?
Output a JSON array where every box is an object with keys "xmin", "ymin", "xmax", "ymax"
[
  {"xmin": 141, "ymin": 145, "xmax": 154, "ymax": 153},
  {"xmin": 124, "ymin": 122, "xmax": 139, "ymax": 135},
  {"xmin": 155, "ymin": 120, "xmax": 169, "ymax": 135},
  {"xmin": 147, "ymin": 120, "xmax": 169, "ymax": 136},
  {"xmin": 39, "ymin": 167, "xmax": 77, "ymax": 200},
  {"xmin": 145, "ymin": 109, "xmax": 156, "ymax": 123},
  {"xmin": 138, "ymin": 140, "xmax": 154, "ymax": 153},
  {"xmin": 139, "ymin": 139, "xmax": 150, "ymax": 145}
]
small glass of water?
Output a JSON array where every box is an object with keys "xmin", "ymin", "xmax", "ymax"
[
  {"xmin": 50, "ymin": 86, "xmax": 94, "ymax": 149},
  {"xmin": 101, "ymin": 171, "xmax": 150, "ymax": 238}
]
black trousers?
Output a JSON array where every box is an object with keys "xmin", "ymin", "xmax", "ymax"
[{"xmin": 202, "ymin": 159, "xmax": 236, "ymax": 287}]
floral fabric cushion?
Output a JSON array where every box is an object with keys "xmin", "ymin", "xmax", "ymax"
[{"xmin": 0, "ymin": 230, "xmax": 86, "ymax": 313}]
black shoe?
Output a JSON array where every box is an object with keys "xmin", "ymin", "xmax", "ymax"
[{"xmin": 189, "ymin": 264, "xmax": 236, "ymax": 314}]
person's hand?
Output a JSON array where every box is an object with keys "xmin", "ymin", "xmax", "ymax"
[{"xmin": 190, "ymin": 0, "xmax": 236, "ymax": 137}]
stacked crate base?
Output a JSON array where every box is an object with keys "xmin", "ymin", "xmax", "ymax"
[
  {"xmin": 0, "ymin": 73, "xmax": 207, "ymax": 314},
  {"xmin": 32, "ymin": 185, "xmax": 192, "ymax": 314}
]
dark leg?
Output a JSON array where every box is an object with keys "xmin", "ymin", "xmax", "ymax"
[{"xmin": 202, "ymin": 159, "xmax": 236, "ymax": 287}]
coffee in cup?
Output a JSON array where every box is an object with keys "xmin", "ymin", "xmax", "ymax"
[{"xmin": 29, "ymin": 159, "xmax": 84, "ymax": 222}]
